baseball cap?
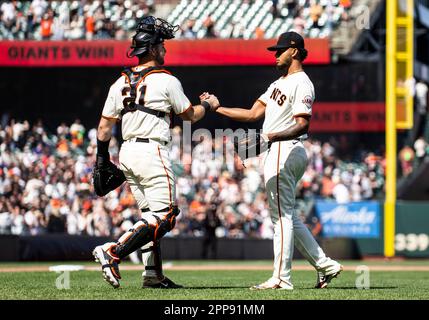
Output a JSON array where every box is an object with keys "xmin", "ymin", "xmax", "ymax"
[{"xmin": 267, "ymin": 31, "xmax": 305, "ymax": 51}]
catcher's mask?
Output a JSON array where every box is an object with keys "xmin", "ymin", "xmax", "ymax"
[{"xmin": 127, "ymin": 16, "xmax": 179, "ymax": 58}]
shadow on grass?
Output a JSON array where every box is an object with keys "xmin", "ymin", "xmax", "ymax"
[
  {"xmin": 183, "ymin": 286, "xmax": 251, "ymax": 290},
  {"xmin": 303, "ymin": 286, "xmax": 398, "ymax": 290}
]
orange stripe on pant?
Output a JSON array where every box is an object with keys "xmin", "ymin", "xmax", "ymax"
[
  {"xmin": 157, "ymin": 145, "xmax": 172, "ymax": 206},
  {"xmin": 276, "ymin": 143, "xmax": 284, "ymax": 281}
]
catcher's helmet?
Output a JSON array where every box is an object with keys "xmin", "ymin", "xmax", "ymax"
[{"xmin": 127, "ymin": 16, "xmax": 179, "ymax": 58}]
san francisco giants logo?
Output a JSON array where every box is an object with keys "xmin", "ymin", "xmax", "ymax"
[{"xmin": 270, "ymin": 88, "xmax": 287, "ymax": 106}]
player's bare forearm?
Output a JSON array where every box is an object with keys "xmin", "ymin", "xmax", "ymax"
[
  {"xmin": 97, "ymin": 117, "xmax": 116, "ymax": 141},
  {"xmin": 267, "ymin": 116, "xmax": 310, "ymax": 142},
  {"xmin": 216, "ymin": 107, "xmax": 254, "ymax": 122},
  {"xmin": 179, "ymin": 105, "xmax": 206, "ymax": 124},
  {"xmin": 190, "ymin": 105, "xmax": 206, "ymax": 123},
  {"xmin": 216, "ymin": 101, "xmax": 265, "ymax": 122}
]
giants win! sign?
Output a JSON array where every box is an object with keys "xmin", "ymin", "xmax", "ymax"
[
  {"xmin": 315, "ymin": 201, "xmax": 381, "ymax": 238},
  {"xmin": 0, "ymin": 39, "xmax": 330, "ymax": 66},
  {"xmin": 311, "ymin": 102, "xmax": 386, "ymax": 132}
]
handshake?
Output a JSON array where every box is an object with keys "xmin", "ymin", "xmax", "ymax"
[{"xmin": 199, "ymin": 92, "xmax": 220, "ymax": 112}]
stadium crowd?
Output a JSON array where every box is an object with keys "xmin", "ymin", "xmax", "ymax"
[
  {"xmin": 0, "ymin": 0, "xmax": 351, "ymax": 40},
  {"xmin": 0, "ymin": 116, "xmax": 396, "ymax": 239}
]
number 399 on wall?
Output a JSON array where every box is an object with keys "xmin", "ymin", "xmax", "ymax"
[{"xmin": 395, "ymin": 233, "xmax": 429, "ymax": 252}]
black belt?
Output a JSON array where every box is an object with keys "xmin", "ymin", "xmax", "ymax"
[
  {"xmin": 133, "ymin": 137, "xmax": 167, "ymax": 146},
  {"xmin": 141, "ymin": 207, "xmax": 170, "ymax": 213}
]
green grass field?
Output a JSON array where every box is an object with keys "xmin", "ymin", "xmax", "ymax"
[{"xmin": 1, "ymin": 260, "xmax": 429, "ymax": 300}]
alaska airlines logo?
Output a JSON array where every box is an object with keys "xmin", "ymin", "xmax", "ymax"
[{"xmin": 320, "ymin": 206, "xmax": 376, "ymax": 224}]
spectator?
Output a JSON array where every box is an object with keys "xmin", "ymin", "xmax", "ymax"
[
  {"xmin": 332, "ymin": 175, "xmax": 350, "ymax": 204},
  {"xmin": 293, "ymin": 8, "xmax": 306, "ymax": 36},
  {"xmin": 310, "ymin": 0, "xmax": 323, "ymax": 29},
  {"xmin": 415, "ymin": 81, "xmax": 428, "ymax": 138},
  {"xmin": 40, "ymin": 12, "xmax": 52, "ymax": 40},
  {"xmin": 201, "ymin": 203, "xmax": 221, "ymax": 259},
  {"xmin": 182, "ymin": 19, "xmax": 197, "ymax": 39},
  {"xmin": 339, "ymin": 0, "xmax": 352, "ymax": 21},
  {"xmin": 414, "ymin": 137, "xmax": 427, "ymax": 163},
  {"xmin": 68, "ymin": 10, "xmax": 84, "ymax": 40},
  {"xmin": 254, "ymin": 26, "xmax": 265, "ymax": 39},
  {"xmin": 399, "ymin": 145, "xmax": 415, "ymax": 176},
  {"xmin": 85, "ymin": 13, "xmax": 95, "ymax": 41},
  {"xmin": 1, "ymin": 0, "xmax": 16, "ymax": 30},
  {"xmin": 416, "ymin": 81, "xmax": 428, "ymax": 112},
  {"xmin": 30, "ymin": 0, "xmax": 48, "ymax": 24},
  {"xmin": 70, "ymin": 119, "xmax": 85, "ymax": 149},
  {"xmin": 203, "ymin": 15, "xmax": 217, "ymax": 38},
  {"xmin": 270, "ymin": 0, "xmax": 280, "ymax": 19}
]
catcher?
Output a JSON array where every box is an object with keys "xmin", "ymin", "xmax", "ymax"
[{"xmin": 92, "ymin": 16, "xmax": 217, "ymax": 289}]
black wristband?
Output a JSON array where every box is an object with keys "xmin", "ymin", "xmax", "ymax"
[
  {"xmin": 97, "ymin": 139, "xmax": 110, "ymax": 156},
  {"xmin": 201, "ymin": 100, "xmax": 211, "ymax": 112}
]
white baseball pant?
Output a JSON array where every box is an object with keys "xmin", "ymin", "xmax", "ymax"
[
  {"xmin": 119, "ymin": 139, "xmax": 176, "ymax": 277},
  {"xmin": 264, "ymin": 140, "xmax": 332, "ymax": 284}
]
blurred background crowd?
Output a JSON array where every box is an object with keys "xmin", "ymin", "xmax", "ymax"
[
  {"xmin": 0, "ymin": 115, "xmax": 403, "ymax": 239},
  {"xmin": 0, "ymin": 0, "xmax": 352, "ymax": 40}
]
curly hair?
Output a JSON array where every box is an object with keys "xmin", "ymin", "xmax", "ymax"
[{"xmin": 297, "ymin": 48, "xmax": 308, "ymax": 62}]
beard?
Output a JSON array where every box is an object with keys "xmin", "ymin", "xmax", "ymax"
[{"xmin": 276, "ymin": 56, "xmax": 292, "ymax": 72}]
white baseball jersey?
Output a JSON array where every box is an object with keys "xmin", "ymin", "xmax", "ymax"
[
  {"xmin": 101, "ymin": 65, "xmax": 192, "ymax": 142},
  {"xmin": 258, "ymin": 71, "xmax": 314, "ymax": 139},
  {"xmin": 99, "ymin": 65, "xmax": 194, "ymax": 281},
  {"xmin": 257, "ymin": 71, "xmax": 338, "ymax": 287}
]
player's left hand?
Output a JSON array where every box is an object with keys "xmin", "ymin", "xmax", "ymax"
[
  {"xmin": 199, "ymin": 92, "xmax": 210, "ymax": 100},
  {"xmin": 199, "ymin": 92, "xmax": 220, "ymax": 111}
]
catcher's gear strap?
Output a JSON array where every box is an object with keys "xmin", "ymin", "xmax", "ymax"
[
  {"xmin": 120, "ymin": 66, "xmax": 171, "ymax": 118},
  {"xmin": 143, "ymin": 240, "xmax": 163, "ymax": 277},
  {"xmin": 115, "ymin": 206, "xmax": 180, "ymax": 259},
  {"xmin": 141, "ymin": 246, "xmax": 154, "ymax": 253}
]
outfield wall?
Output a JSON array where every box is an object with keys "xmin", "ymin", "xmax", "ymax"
[
  {"xmin": 0, "ymin": 235, "xmax": 360, "ymax": 262},
  {"xmin": 0, "ymin": 202, "xmax": 427, "ymax": 261}
]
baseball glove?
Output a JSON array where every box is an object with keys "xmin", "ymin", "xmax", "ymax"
[
  {"xmin": 233, "ymin": 131, "xmax": 271, "ymax": 160},
  {"xmin": 92, "ymin": 157, "xmax": 126, "ymax": 197}
]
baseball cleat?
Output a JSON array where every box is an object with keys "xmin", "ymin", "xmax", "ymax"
[
  {"xmin": 315, "ymin": 264, "xmax": 343, "ymax": 289},
  {"xmin": 250, "ymin": 277, "xmax": 293, "ymax": 290},
  {"xmin": 93, "ymin": 244, "xmax": 121, "ymax": 289},
  {"xmin": 142, "ymin": 276, "xmax": 184, "ymax": 289}
]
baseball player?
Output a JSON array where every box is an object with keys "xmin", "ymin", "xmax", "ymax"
[
  {"xmin": 92, "ymin": 16, "xmax": 217, "ymax": 289},
  {"xmin": 203, "ymin": 32, "xmax": 343, "ymax": 289}
]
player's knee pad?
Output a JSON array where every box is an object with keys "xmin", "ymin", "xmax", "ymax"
[{"xmin": 153, "ymin": 206, "xmax": 180, "ymax": 240}]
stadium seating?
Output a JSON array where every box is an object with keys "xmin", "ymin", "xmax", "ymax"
[
  {"xmin": 0, "ymin": 118, "xmax": 391, "ymax": 238},
  {"xmin": 168, "ymin": 0, "xmax": 346, "ymax": 39},
  {"xmin": 0, "ymin": 0, "xmax": 348, "ymax": 40}
]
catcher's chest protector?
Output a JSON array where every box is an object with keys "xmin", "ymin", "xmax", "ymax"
[{"xmin": 120, "ymin": 66, "xmax": 169, "ymax": 118}]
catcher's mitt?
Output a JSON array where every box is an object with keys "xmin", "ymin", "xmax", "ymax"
[
  {"xmin": 92, "ymin": 159, "xmax": 126, "ymax": 197},
  {"xmin": 233, "ymin": 131, "xmax": 271, "ymax": 160}
]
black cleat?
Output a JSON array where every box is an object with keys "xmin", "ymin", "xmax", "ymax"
[{"xmin": 142, "ymin": 276, "xmax": 184, "ymax": 289}]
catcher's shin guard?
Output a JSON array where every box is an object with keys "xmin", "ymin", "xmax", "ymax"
[{"xmin": 114, "ymin": 206, "xmax": 179, "ymax": 259}]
